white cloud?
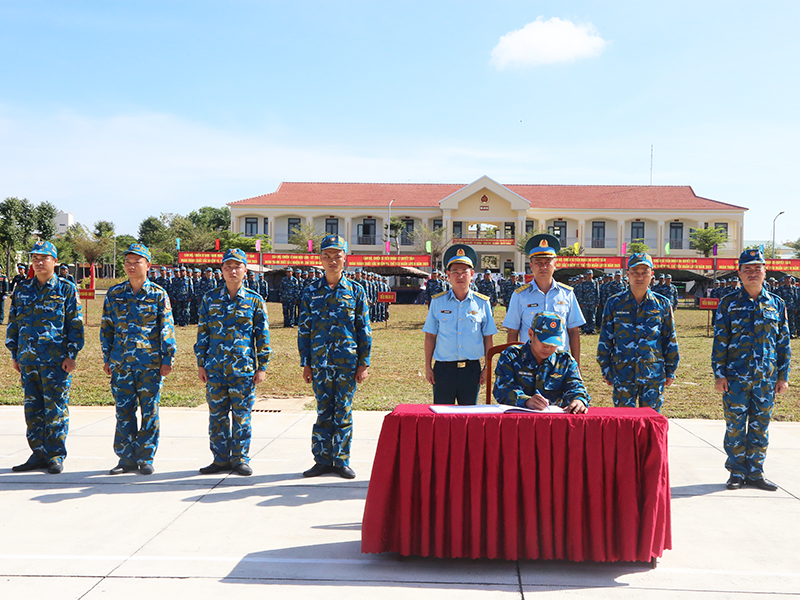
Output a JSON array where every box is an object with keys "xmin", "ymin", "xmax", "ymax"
[{"xmin": 490, "ymin": 17, "xmax": 607, "ymax": 70}]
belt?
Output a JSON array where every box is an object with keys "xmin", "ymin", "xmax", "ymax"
[{"xmin": 437, "ymin": 360, "xmax": 480, "ymax": 369}]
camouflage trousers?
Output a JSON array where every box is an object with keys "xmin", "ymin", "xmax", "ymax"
[
  {"xmin": 19, "ymin": 364, "xmax": 71, "ymax": 462},
  {"xmin": 282, "ymin": 302, "xmax": 295, "ymax": 327},
  {"xmin": 612, "ymin": 381, "xmax": 665, "ymax": 412},
  {"xmin": 175, "ymin": 299, "xmax": 191, "ymax": 326},
  {"xmin": 111, "ymin": 367, "xmax": 163, "ymax": 467},
  {"xmin": 723, "ymin": 379, "xmax": 775, "ymax": 478},
  {"xmin": 311, "ymin": 367, "xmax": 356, "ymax": 467},
  {"xmin": 580, "ymin": 304, "xmax": 596, "ymax": 333},
  {"xmin": 206, "ymin": 375, "xmax": 255, "ymax": 466},
  {"xmin": 190, "ymin": 299, "xmax": 200, "ymax": 325}
]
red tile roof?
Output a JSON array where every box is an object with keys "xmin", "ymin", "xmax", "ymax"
[{"xmin": 230, "ymin": 182, "xmax": 746, "ymax": 212}]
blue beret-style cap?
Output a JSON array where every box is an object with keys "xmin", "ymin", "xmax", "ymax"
[
  {"xmin": 739, "ymin": 248, "xmax": 765, "ymax": 266},
  {"xmin": 532, "ymin": 311, "xmax": 565, "ymax": 346},
  {"xmin": 30, "ymin": 240, "xmax": 57, "ymax": 259},
  {"xmin": 321, "ymin": 235, "xmax": 347, "ymax": 252}
]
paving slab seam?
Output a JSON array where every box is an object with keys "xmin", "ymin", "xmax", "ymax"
[
  {"xmin": 668, "ymin": 420, "xmax": 727, "ymax": 454},
  {"xmin": 514, "ymin": 561, "xmax": 524, "ymax": 599}
]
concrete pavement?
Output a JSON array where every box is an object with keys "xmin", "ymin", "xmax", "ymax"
[{"xmin": 1, "ymin": 405, "xmax": 799, "ymax": 599}]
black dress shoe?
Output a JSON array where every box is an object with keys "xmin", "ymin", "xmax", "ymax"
[
  {"xmin": 726, "ymin": 474, "xmax": 744, "ymax": 490},
  {"xmin": 232, "ymin": 463, "xmax": 252, "ymax": 476},
  {"xmin": 12, "ymin": 456, "xmax": 47, "ymax": 472},
  {"xmin": 745, "ymin": 477, "xmax": 778, "ymax": 492},
  {"xmin": 199, "ymin": 462, "xmax": 231, "ymax": 474},
  {"xmin": 138, "ymin": 464, "xmax": 154, "ymax": 475},
  {"xmin": 109, "ymin": 463, "xmax": 138, "ymax": 475},
  {"xmin": 331, "ymin": 465, "xmax": 356, "ymax": 480},
  {"xmin": 303, "ymin": 463, "xmax": 332, "ymax": 477},
  {"xmin": 47, "ymin": 460, "xmax": 63, "ymax": 474}
]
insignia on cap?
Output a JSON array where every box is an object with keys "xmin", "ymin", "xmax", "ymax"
[
  {"xmin": 539, "ymin": 239, "xmax": 548, "ymax": 247},
  {"xmin": 457, "ymin": 249, "xmax": 465, "ymax": 256}
]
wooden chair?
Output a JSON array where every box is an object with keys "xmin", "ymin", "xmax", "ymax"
[{"xmin": 484, "ymin": 342, "xmax": 522, "ymax": 404}]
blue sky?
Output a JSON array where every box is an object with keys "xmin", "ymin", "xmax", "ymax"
[{"xmin": 1, "ymin": 1, "xmax": 798, "ymax": 241}]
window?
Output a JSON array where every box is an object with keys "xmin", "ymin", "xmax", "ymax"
[
  {"xmin": 263, "ymin": 218, "xmax": 269, "ymax": 235},
  {"xmin": 325, "ymin": 218, "xmax": 339, "ymax": 235},
  {"xmin": 357, "ymin": 218, "xmax": 376, "ymax": 245},
  {"xmin": 245, "ymin": 217, "xmax": 258, "ymax": 237},
  {"xmin": 433, "ymin": 219, "xmax": 443, "ymax": 231},
  {"xmin": 288, "ymin": 218, "xmax": 301, "ymax": 237},
  {"xmin": 549, "ymin": 220, "xmax": 567, "ymax": 245},
  {"xmin": 714, "ymin": 222, "xmax": 728, "ymax": 236},
  {"xmin": 453, "ymin": 221, "xmax": 463, "ymax": 238},
  {"xmin": 401, "ymin": 219, "xmax": 414, "ymax": 245},
  {"xmin": 525, "ymin": 220, "xmax": 535, "ymax": 233},
  {"xmin": 592, "ymin": 221, "xmax": 605, "ymax": 248},
  {"xmin": 670, "ymin": 223, "xmax": 683, "ymax": 249},
  {"xmin": 631, "ymin": 222, "xmax": 644, "ymax": 241},
  {"xmin": 504, "ymin": 222, "xmax": 515, "ymax": 239}
]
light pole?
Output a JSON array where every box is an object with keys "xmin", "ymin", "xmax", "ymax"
[
  {"xmin": 386, "ymin": 198, "xmax": 395, "ymax": 255},
  {"xmin": 772, "ymin": 211, "xmax": 785, "ymax": 259}
]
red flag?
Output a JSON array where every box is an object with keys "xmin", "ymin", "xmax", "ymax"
[{"xmin": 215, "ymin": 238, "xmax": 220, "ymax": 250}]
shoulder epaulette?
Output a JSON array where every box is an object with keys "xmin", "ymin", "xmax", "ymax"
[
  {"xmin": 514, "ymin": 283, "xmax": 531, "ymax": 293},
  {"xmin": 431, "ymin": 291, "xmax": 447, "ymax": 300},
  {"xmin": 474, "ymin": 292, "xmax": 489, "ymax": 301},
  {"xmin": 557, "ymin": 282, "xmax": 573, "ymax": 291}
]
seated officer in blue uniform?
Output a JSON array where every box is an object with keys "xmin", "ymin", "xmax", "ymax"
[
  {"xmin": 423, "ymin": 244, "xmax": 497, "ymax": 405},
  {"xmin": 713, "ymin": 247, "xmax": 791, "ymax": 492},
  {"xmin": 493, "ymin": 312, "xmax": 589, "ymax": 413}
]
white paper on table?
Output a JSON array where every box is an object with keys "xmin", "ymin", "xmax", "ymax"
[{"xmin": 429, "ymin": 404, "xmax": 565, "ymax": 415}]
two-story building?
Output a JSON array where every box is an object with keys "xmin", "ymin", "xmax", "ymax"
[{"xmin": 229, "ymin": 176, "xmax": 747, "ymax": 273}]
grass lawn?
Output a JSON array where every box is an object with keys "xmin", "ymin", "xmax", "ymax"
[{"xmin": 1, "ymin": 300, "xmax": 798, "ymax": 420}]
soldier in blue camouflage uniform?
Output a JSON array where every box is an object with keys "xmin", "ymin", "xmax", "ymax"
[
  {"xmin": 500, "ymin": 273, "xmax": 521, "ymax": 306},
  {"xmin": 189, "ymin": 268, "xmax": 202, "ymax": 325},
  {"xmin": 280, "ymin": 267, "xmax": 300, "ymax": 327},
  {"xmin": 576, "ymin": 270, "xmax": 598, "ymax": 334},
  {"xmin": 476, "ymin": 270, "xmax": 498, "ymax": 307},
  {"xmin": 773, "ymin": 275, "xmax": 797, "ymax": 338},
  {"xmin": 195, "ymin": 249, "xmax": 271, "ymax": 476},
  {"xmin": 6, "ymin": 241, "xmax": 84, "ymax": 474},
  {"xmin": 713, "ymin": 248, "xmax": 791, "ymax": 491},
  {"xmin": 494, "ymin": 312, "xmax": 589, "ymax": 413},
  {"xmin": 596, "ymin": 253, "xmax": 679, "ymax": 412},
  {"xmin": 101, "ymin": 243, "xmax": 177, "ymax": 475},
  {"xmin": 599, "ymin": 270, "xmax": 625, "ymax": 319},
  {"xmin": 299, "ymin": 235, "xmax": 371, "ymax": 480},
  {"xmin": 663, "ymin": 274, "xmax": 679, "ymax": 309},
  {"xmin": 172, "ymin": 266, "xmax": 193, "ymax": 326},
  {"xmin": 424, "ymin": 271, "xmax": 444, "ymax": 305}
]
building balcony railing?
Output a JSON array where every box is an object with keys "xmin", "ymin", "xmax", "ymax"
[
  {"xmin": 586, "ymin": 237, "xmax": 618, "ymax": 249},
  {"xmin": 352, "ymin": 235, "xmax": 379, "ymax": 246}
]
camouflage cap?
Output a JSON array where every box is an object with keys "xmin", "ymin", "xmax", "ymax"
[
  {"xmin": 124, "ymin": 242, "xmax": 152, "ymax": 262},
  {"xmin": 321, "ymin": 235, "xmax": 347, "ymax": 252},
  {"xmin": 222, "ymin": 248, "xmax": 247, "ymax": 265},
  {"xmin": 627, "ymin": 252, "xmax": 654, "ymax": 269},
  {"xmin": 30, "ymin": 240, "xmax": 57, "ymax": 259},
  {"xmin": 532, "ymin": 312, "xmax": 565, "ymax": 347},
  {"xmin": 739, "ymin": 248, "xmax": 765, "ymax": 266}
]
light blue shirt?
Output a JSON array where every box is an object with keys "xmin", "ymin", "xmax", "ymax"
[
  {"xmin": 502, "ymin": 278, "xmax": 585, "ymax": 350},
  {"xmin": 423, "ymin": 289, "xmax": 498, "ymax": 362}
]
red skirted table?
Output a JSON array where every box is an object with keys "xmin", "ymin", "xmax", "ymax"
[{"xmin": 361, "ymin": 405, "xmax": 671, "ymax": 563}]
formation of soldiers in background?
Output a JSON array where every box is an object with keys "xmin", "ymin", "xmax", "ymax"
[{"xmin": 279, "ymin": 267, "xmax": 392, "ymax": 328}]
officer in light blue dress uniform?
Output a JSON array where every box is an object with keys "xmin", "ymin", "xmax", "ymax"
[
  {"xmin": 423, "ymin": 244, "xmax": 497, "ymax": 405},
  {"xmin": 298, "ymin": 235, "xmax": 371, "ymax": 480},
  {"xmin": 101, "ymin": 243, "xmax": 177, "ymax": 475},
  {"xmin": 6, "ymin": 241, "xmax": 85, "ymax": 474},
  {"xmin": 713, "ymin": 248, "xmax": 791, "ymax": 492},
  {"xmin": 503, "ymin": 234, "xmax": 585, "ymax": 362},
  {"xmin": 195, "ymin": 249, "xmax": 271, "ymax": 476}
]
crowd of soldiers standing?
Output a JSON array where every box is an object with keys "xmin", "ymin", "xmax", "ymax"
[
  {"xmin": 711, "ymin": 273, "xmax": 800, "ymax": 338},
  {"xmin": 280, "ymin": 267, "xmax": 392, "ymax": 327}
]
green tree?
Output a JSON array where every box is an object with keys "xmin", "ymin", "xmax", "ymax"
[
  {"xmin": 384, "ymin": 217, "xmax": 408, "ymax": 254},
  {"xmin": 558, "ymin": 244, "xmax": 584, "ymax": 257},
  {"xmin": 34, "ymin": 201, "xmax": 59, "ymax": 240},
  {"xmin": 138, "ymin": 216, "xmax": 169, "ymax": 248},
  {"xmin": 188, "ymin": 206, "xmax": 231, "ymax": 231},
  {"xmin": 690, "ymin": 226, "xmax": 729, "ymax": 257},
  {"xmin": 784, "ymin": 238, "xmax": 800, "ymax": 259},
  {"xmin": 515, "ymin": 228, "xmax": 540, "ymax": 256},
  {"xmin": 288, "ymin": 222, "xmax": 324, "ymax": 254},
  {"xmin": 216, "ymin": 231, "xmax": 271, "ymax": 253},
  {"xmin": 411, "ymin": 224, "xmax": 450, "ymax": 270},
  {"xmin": 0, "ymin": 197, "xmax": 36, "ymax": 273},
  {"xmin": 68, "ymin": 224, "xmax": 113, "ymax": 284},
  {"xmin": 628, "ymin": 239, "xmax": 649, "ymax": 254}
]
